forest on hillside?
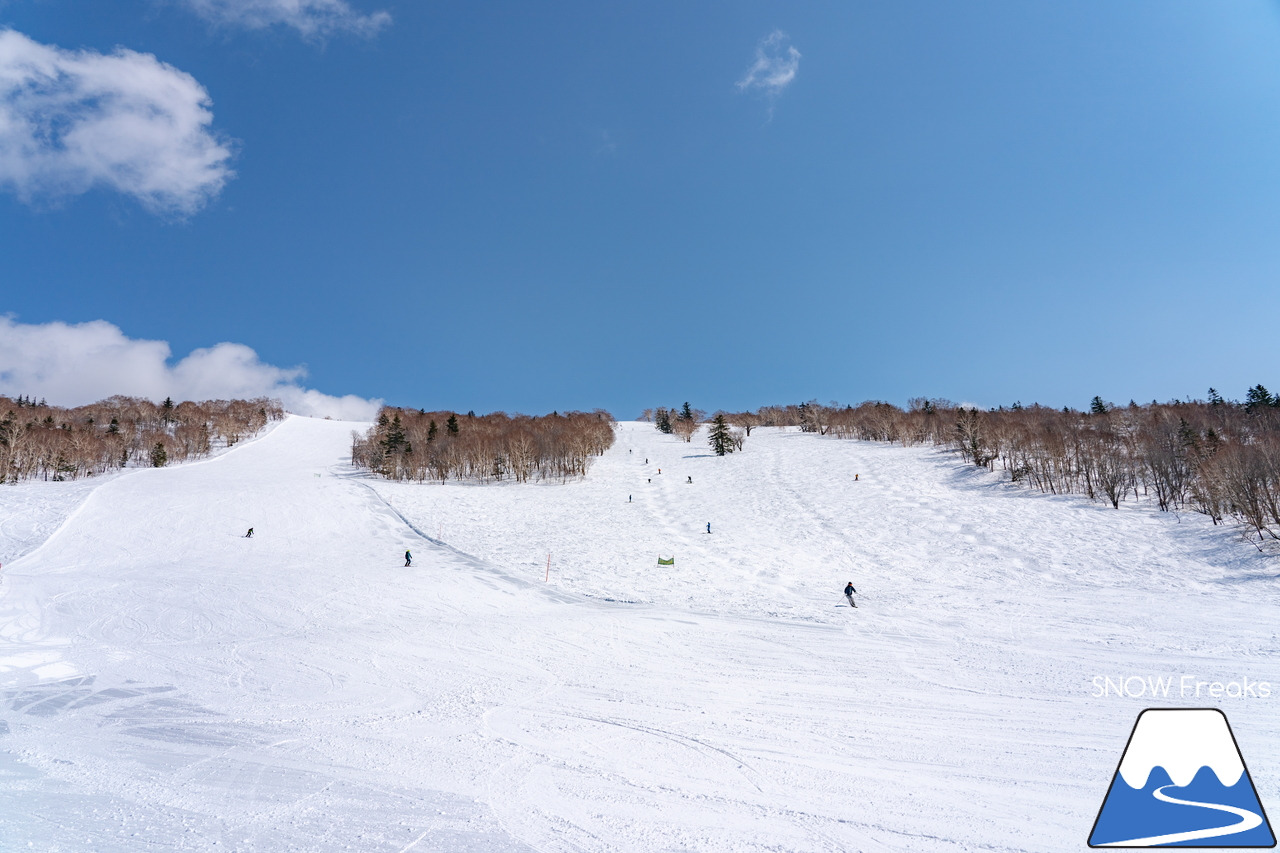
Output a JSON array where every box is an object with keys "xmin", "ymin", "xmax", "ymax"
[
  {"xmin": 0, "ymin": 395, "xmax": 285, "ymax": 482},
  {"xmin": 353, "ymin": 408, "xmax": 616, "ymax": 484},
  {"xmin": 698, "ymin": 389, "xmax": 1280, "ymax": 544}
]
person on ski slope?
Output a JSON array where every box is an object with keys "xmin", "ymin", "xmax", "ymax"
[
  {"xmin": 245, "ymin": 528, "xmax": 254, "ymax": 538},
  {"xmin": 844, "ymin": 582, "xmax": 857, "ymax": 608},
  {"xmin": 405, "ymin": 550, "xmax": 412, "ymax": 567},
  {"xmin": 706, "ymin": 522, "xmax": 711, "ymax": 534}
]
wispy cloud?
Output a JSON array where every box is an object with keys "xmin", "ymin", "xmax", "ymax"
[
  {"xmin": 736, "ymin": 30, "xmax": 801, "ymax": 102},
  {"xmin": 0, "ymin": 317, "xmax": 381, "ymax": 421},
  {"xmin": 594, "ymin": 129, "xmax": 617, "ymax": 157},
  {"xmin": 0, "ymin": 30, "xmax": 233, "ymax": 215},
  {"xmin": 178, "ymin": 0, "xmax": 391, "ymax": 39}
]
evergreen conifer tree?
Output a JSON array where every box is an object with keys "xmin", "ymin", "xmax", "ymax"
[
  {"xmin": 382, "ymin": 414, "xmax": 407, "ymax": 452},
  {"xmin": 1090, "ymin": 396, "xmax": 1109, "ymax": 415},
  {"xmin": 446, "ymin": 414, "xmax": 460, "ymax": 435},
  {"xmin": 150, "ymin": 442, "xmax": 168, "ymax": 467},
  {"xmin": 161, "ymin": 397, "xmax": 175, "ymax": 425},
  {"xmin": 427, "ymin": 420, "xmax": 438, "ymax": 442},
  {"xmin": 708, "ymin": 414, "xmax": 734, "ymax": 456},
  {"xmin": 1204, "ymin": 427, "xmax": 1224, "ymax": 457},
  {"xmin": 1245, "ymin": 384, "xmax": 1275, "ymax": 412},
  {"xmin": 655, "ymin": 408, "xmax": 673, "ymax": 434}
]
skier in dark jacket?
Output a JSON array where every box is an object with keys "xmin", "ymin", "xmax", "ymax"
[
  {"xmin": 405, "ymin": 550, "xmax": 412, "ymax": 567},
  {"xmin": 844, "ymin": 582, "xmax": 857, "ymax": 608},
  {"xmin": 245, "ymin": 527, "xmax": 254, "ymax": 538}
]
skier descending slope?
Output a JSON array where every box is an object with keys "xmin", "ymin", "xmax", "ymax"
[
  {"xmin": 844, "ymin": 582, "xmax": 857, "ymax": 608},
  {"xmin": 404, "ymin": 549, "xmax": 412, "ymax": 567}
]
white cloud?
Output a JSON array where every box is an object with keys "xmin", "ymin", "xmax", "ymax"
[
  {"xmin": 736, "ymin": 30, "xmax": 801, "ymax": 99},
  {"xmin": 0, "ymin": 317, "xmax": 381, "ymax": 421},
  {"xmin": 178, "ymin": 0, "xmax": 391, "ymax": 38},
  {"xmin": 0, "ymin": 30, "xmax": 234, "ymax": 215}
]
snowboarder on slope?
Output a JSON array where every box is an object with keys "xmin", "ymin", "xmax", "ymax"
[
  {"xmin": 844, "ymin": 582, "xmax": 857, "ymax": 608},
  {"xmin": 404, "ymin": 550, "xmax": 412, "ymax": 567},
  {"xmin": 245, "ymin": 528, "xmax": 254, "ymax": 538}
]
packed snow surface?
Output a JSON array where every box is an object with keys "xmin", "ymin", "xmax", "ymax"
[{"xmin": 2, "ymin": 416, "xmax": 1279, "ymax": 851}]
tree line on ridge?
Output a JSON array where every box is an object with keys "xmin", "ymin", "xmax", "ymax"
[
  {"xmin": 0, "ymin": 395, "xmax": 285, "ymax": 482},
  {"xmin": 352, "ymin": 408, "xmax": 616, "ymax": 484}
]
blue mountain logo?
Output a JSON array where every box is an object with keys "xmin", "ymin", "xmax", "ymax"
[{"xmin": 1089, "ymin": 708, "xmax": 1276, "ymax": 847}]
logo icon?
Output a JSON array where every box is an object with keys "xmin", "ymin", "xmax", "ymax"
[{"xmin": 1089, "ymin": 708, "xmax": 1275, "ymax": 847}]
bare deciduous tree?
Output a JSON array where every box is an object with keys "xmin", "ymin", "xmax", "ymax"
[
  {"xmin": 0, "ymin": 396, "xmax": 284, "ymax": 482},
  {"xmin": 353, "ymin": 408, "xmax": 617, "ymax": 485}
]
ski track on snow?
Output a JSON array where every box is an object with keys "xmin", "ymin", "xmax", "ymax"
[{"xmin": 0, "ymin": 417, "xmax": 1277, "ymax": 851}]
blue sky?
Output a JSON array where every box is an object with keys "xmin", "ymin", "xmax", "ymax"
[{"xmin": 2, "ymin": 1, "xmax": 1279, "ymax": 418}]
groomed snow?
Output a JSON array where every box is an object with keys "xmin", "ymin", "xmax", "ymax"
[
  {"xmin": 0, "ymin": 417, "xmax": 282, "ymax": 569},
  {"xmin": 2, "ymin": 415, "xmax": 1278, "ymax": 851}
]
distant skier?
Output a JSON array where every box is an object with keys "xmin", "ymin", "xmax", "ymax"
[
  {"xmin": 404, "ymin": 550, "xmax": 412, "ymax": 567},
  {"xmin": 687, "ymin": 476, "xmax": 692, "ymax": 484},
  {"xmin": 844, "ymin": 582, "xmax": 857, "ymax": 608},
  {"xmin": 706, "ymin": 522, "xmax": 711, "ymax": 534},
  {"xmin": 245, "ymin": 527, "xmax": 254, "ymax": 538},
  {"xmin": 855, "ymin": 474, "xmax": 859, "ymax": 482}
]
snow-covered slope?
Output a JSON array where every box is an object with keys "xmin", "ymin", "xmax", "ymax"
[
  {"xmin": 0, "ymin": 416, "xmax": 282, "ymax": 568},
  {"xmin": 372, "ymin": 422, "xmax": 1277, "ymax": 624},
  {"xmin": 1, "ymin": 416, "xmax": 1278, "ymax": 852}
]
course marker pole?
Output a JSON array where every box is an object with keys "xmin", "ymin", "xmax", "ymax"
[{"xmin": 546, "ymin": 553, "xmax": 550, "ymax": 582}]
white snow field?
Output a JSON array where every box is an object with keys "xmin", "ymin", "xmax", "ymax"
[{"xmin": 3, "ymin": 415, "xmax": 1280, "ymax": 852}]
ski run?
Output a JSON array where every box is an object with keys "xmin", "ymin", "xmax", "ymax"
[{"xmin": 2, "ymin": 415, "xmax": 1279, "ymax": 852}]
